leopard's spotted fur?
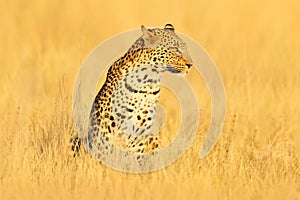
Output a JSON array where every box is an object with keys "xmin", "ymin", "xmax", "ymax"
[{"xmin": 72, "ymin": 24, "xmax": 192, "ymax": 164}]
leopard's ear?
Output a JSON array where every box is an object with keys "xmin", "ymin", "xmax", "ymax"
[
  {"xmin": 141, "ymin": 25, "xmax": 148, "ymax": 34},
  {"xmin": 141, "ymin": 25, "xmax": 159, "ymax": 45},
  {"xmin": 164, "ymin": 24, "xmax": 175, "ymax": 32}
]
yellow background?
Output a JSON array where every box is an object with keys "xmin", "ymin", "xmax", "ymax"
[{"xmin": 0, "ymin": 0, "xmax": 299, "ymax": 199}]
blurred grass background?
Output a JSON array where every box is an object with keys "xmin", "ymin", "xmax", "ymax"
[{"xmin": 0, "ymin": 0, "xmax": 300, "ymax": 199}]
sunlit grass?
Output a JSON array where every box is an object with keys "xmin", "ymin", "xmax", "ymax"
[{"xmin": 0, "ymin": 0, "xmax": 299, "ymax": 199}]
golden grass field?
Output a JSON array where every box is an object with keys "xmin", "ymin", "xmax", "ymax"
[{"xmin": 0, "ymin": 0, "xmax": 300, "ymax": 199}]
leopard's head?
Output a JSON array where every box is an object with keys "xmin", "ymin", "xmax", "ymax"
[{"xmin": 131, "ymin": 24, "xmax": 193, "ymax": 75}]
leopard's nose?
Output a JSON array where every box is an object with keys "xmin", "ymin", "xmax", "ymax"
[{"xmin": 186, "ymin": 63, "xmax": 192, "ymax": 68}]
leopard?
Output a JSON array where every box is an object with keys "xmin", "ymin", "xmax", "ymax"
[{"xmin": 72, "ymin": 24, "xmax": 193, "ymax": 165}]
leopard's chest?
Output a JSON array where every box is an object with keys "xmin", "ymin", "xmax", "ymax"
[{"xmin": 103, "ymin": 64, "xmax": 162, "ymax": 137}]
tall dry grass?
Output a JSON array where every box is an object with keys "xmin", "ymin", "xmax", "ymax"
[{"xmin": 0, "ymin": 0, "xmax": 300, "ymax": 199}]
